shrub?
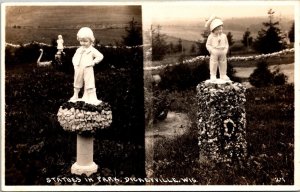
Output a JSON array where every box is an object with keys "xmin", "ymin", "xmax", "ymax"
[
  {"xmin": 152, "ymin": 25, "xmax": 168, "ymax": 61},
  {"xmin": 249, "ymin": 60, "xmax": 287, "ymax": 87},
  {"xmin": 5, "ymin": 43, "xmax": 143, "ymax": 73},
  {"xmin": 159, "ymin": 61, "xmax": 210, "ymax": 91},
  {"xmin": 144, "ymin": 86, "xmax": 170, "ymax": 127},
  {"xmin": 5, "ymin": 43, "xmax": 56, "ymax": 66},
  {"xmin": 272, "ymin": 66, "xmax": 288, "ymax": 86},
  {"xmin": 158, "ymin": 60, "xmax": 240, "ymax": 91}
]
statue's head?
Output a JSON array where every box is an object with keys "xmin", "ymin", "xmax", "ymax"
[
  {"xmin": 77, "ymin": 27, "xmax": 95, "ymax": 43},
  {"xmin": 205, "ymin": 15, "xmax": 224, "ymax": 32}
]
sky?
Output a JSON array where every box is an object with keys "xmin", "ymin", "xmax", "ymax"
[{"xmin": 143, "ymin": 2, "xmax": 295, "ymax": 25}]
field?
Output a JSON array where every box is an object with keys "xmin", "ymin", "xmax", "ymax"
[
  {"xmin": 5, "ymin": 6, "xmax": 142, "ymax": 46},
  {"xmin": 161, "ymin": 25, "xmax": 245, "ymax": 42}
]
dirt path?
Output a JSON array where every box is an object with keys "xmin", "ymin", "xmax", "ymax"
[{"xmin": 145, "ymin": 111, "xmax": 191, "ymax": 177}]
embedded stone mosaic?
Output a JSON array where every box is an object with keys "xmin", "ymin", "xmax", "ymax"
[
  {"xmin": 197, "ymin": 81, "xmax": 247, "ymax": 166},
  {"xmin": 57, "ymin": 101, "xmax": 112, "ymax": 134}
]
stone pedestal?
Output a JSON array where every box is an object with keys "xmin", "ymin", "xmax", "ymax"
[
  {"xmin": 57, "ymin": 101, "xmax": 112, "ymax": 176},
  {"xmin": 196, "ymin": 80, "xmax": 247, "ymax": 166},
  {"xmin": 71, "ymin": 134, "xmax": 98, "ymax": 176}
]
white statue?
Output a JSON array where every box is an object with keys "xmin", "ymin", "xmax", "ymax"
[
  {"xmin": 69, "ymin": 27, "xmax": 104, "ymax": 105},
  {"xmin": 57, "ymin": 34, "xmax": 64, "ymax": 54},
  {"xmin": 37, "ymin": 49, "xmax": 52, "ymax": 67},
  {"xmin": 205, "ymin": 16, "xmax": 230, "ymax": 82}
]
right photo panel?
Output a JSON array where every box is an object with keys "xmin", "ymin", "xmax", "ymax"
[{"xmin": 143, "ymin": 1, "xmax": 296, "ymax": 186}]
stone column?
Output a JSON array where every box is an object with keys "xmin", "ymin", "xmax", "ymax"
[
  {"xmin": 196, "ymin": 80, "xmax": 247, "ymax": 166},
  {"xmin": 57, "ymin": 101, "xmax": 112, "ymax": 176},
  {"xmin": 71, "ymin": 134, "xmax": 98, "ymax": 176}
]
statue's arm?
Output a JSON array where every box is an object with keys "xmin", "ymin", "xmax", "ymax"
[
  {"xmin": 92, "ymin": 48, "xmax": 104, "ymax": 65},
  {"xmin": 224, "ymin": 34, "xmax": 229, "ymax": 53},
  {"xmin": 206, "ymin": 34, "xmax": 213, "ymax": 54}
]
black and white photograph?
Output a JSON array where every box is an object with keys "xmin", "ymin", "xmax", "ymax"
[
  {"xmin": 3, "ymin": 4, "xmax": 146, "ymax": 187},
  {"xmin": 1, "ymin": 1, "xmax": 300, "ymax": 191}
]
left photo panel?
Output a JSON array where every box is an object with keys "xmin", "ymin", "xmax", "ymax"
[{"xmin": 3, "ymin": 5, "xmax": 145, "ymax": 185}]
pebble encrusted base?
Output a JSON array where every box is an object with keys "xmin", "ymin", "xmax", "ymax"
[
  {"xmin": 57, "ymin": 101, "xmax": 112, "ymax": 134},
  {"xmin": 196, "ymin": 81, "xmax": 247, "ymax": 165}
]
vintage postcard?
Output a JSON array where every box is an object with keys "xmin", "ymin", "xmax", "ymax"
[{"xmin": 1, "ymin": 1, "xmax": 299, "ymax": 191}]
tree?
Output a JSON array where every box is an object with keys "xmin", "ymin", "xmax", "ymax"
[
  {"xmin": 288, "ymin": 22, "xmax": 294, "ymax": 43},
  {"xmin": 122, "ymin": 17, "xmax": 142, "ymax": 46},
  {"xmin": 152, "ymin": 25, "xmax": 168, "ymax": 61},
  {"xmin": 227, "ymin": 32, "xmax": 234, "ymax": 56},
  {"xmin": 253, "ymin": 9, "xmax": 286, "ymax": 54},
  {"xmin": 249, "ymin": 60, "xmax": 274, "ymax": 87},
  {"xmin": 249, "ymin": 60, "xmax": 287, "ymax": 87},
  {"xmin": 176, "ymin": 38, "xmax": 183, "ymax": 53},
  {"xmin": 190, "ymin": 44, "xmax": 196, "ymax": 55},
  {"xmin": 197, "ymin": 29, "xmax": 210, "ymax": 56},
  {"xmin": 168, "ymin": 42, "xmax": 175, "ymax": 54},
  {"xmin": 227, "ymin": 32, "xmax": 234, "ymax": 47},
  {"xmin": 242, "ymin": 28, "xmax": 253, "ymax": 48}
]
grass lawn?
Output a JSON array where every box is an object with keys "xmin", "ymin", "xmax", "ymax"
[{"xmin": 151, "ymin": 84, "xmax": 294, "ymax": 185}]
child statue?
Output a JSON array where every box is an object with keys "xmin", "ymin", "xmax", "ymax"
[
  {"xmin": 205, "ymin": 16, "xmax": 230, "ymax": 82},
  {"xmin": 69, "ymin": 27, "xmax": 104, "ymax": 105},
  {"xmin": 57, "ymin": 35, "xmax": 64, "ymax": 54},
  {"xmin": 54, "ymin": 35, "xmax": 65, "ymax": 66}
]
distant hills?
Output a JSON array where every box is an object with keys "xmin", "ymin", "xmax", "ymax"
[
  {"xmin": 5, "ymin": 6, "xmax": 142, "ymax": 29},
  {"xmin": 223, "ymin": 17, "xmax": 293, "ymax": 32},
  {"xmin": 156, "ymin": 17, "xmax": 294, "ymax": 42}
]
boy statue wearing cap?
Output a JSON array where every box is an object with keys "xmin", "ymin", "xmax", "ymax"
[
  {"xmin": 205, "ymin": 16, "xmax": 230, "ymax": 82},
  {"xmin": 69, "ymin": 27, "xmax": 104, "ymax": 105}
]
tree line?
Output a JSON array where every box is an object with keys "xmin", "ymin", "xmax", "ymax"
[{"xmin": 152, "ymin": 9, "xmax": 295, "ymax": 61}]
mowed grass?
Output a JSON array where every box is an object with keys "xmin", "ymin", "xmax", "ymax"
[
  {"xmin": 151, "ymin": 84, "xmax": 294, "ymax": 185},
  {"xmin": 5, "ymin": 27, "xmax": 126, "ymax": 45}
]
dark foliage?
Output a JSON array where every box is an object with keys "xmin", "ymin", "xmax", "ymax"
[
  {"xmin": 227, "ymin": 32, "xmax": 234, "ymax": 56},
  {"xmin": 253, "ymin": 9, "xmax": 286, "ymax": 54},
  {"xmin": 227, "ymin": 32, "xmax": 234, "ymax": 47},
  {"xmin": 122, "ymin": 17, "xmax": 143, "ymax": 46},
  {"xmin": 288, "ymin": 22, "xmax": 294, "ymax": 43},
  {"xmin": 158, "ymin": 61, "xmax": 210, "ymax": 91},
  {"xmin": 241, "ymin": 28, "xmax": 253, "ymax": 48},
  {"xmin": 152, "ymin": 88, "xmax": 171, "ymax": 122},
  {"xmin": 144, "ymin": 85, "xmax": 170, "ymax": 127},
  {"xmin": 5, "ymin": 43, "xmax": 56, "ymax": 67},
  {"xmin": 196, "ymin": 29, "xmax": 210, "ymax": 56},
  {"xmin": 158, "ymin": 60, "xmax": 240, "ymax": 91},
  {"xmin": 152, "ymin": 25, "xmax": 168, "ymax": 61},
  {"xmin": 249, "ymin": 60, "xmax": 274, "ymax": 87},
  {"xmin": 5, "ymin": 43, "xmax": 143, "ymax": 74},
  {"xmin": 5, "ymin": 46, "xmax": 145, "ymax": 185},
  {"xmin": 190, "ymin": 44, "xmax": 197, "ymax": 55},
  {"xmin": 249, "ymin": 60, "xmax": 287, "ymax": 87},
  {"xmin": 272, "ymin": 66, "xmax": 288, "ymax": 86}
]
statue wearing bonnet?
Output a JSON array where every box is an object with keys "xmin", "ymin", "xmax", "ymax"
[{"xmin": 205, "ymin": 15, "xmax": 231, "ymax": 82}]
